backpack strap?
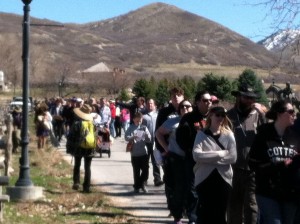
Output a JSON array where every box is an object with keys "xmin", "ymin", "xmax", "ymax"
[{"xmin": 203, "ymin": 129, "xmax": 225, "ymax": 150}]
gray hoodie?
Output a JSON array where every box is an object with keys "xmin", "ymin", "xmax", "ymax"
[{"xmin": 125, "ymin": 124, "xmax": 151, "ymax": 157}]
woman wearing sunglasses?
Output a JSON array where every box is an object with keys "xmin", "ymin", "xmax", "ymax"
[
  {"xmin": 192, "ymin": 106, "xmax": 236, "ymax": 224},
  {"xmin": 249, "ymin": 100, "xmax": 300, "ymax": 224},
  {"xmin": 156, "ymin": 100, "xmax": 193, "ymax": 224}
]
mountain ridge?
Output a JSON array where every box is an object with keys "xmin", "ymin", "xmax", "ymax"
[{"xmin": 0, "ymin": 2, "xmax": 290, "ymax": 88}]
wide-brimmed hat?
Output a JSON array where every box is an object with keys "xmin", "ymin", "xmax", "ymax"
[
  {"xmin": 73, "ymin": 104, "xmax": 93, "ymax": 121},
  {"xmin": 13, "ymin": 106, "xmax": 22, "ymax": 113},
  {"xmin": 231, "ymin": 84, "xmax": 260, "ymax": 99}
]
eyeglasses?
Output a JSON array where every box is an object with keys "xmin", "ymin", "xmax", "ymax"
[
  {"xmin": 215, "ymin": 113, "xmax": 226, "ymax": 118},
  {"xmin": 285, "ymin": 109, "xmax": 295, "ymax": 115},
  {"xmin": 202, "ymin": 99, "xmax": 212, "ymax": 103},
  {"xmin": 180, "ymin": 105, "xmax": 192, "ymax": 109}
]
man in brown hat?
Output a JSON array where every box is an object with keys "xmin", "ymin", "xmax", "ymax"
[
  {"xmin": 67, "ymin": 104, "xmax": 95, "ymax": 193},
  {"xmin": 227, "ymin": 84, "xmax": 265, "ymax": 224}
]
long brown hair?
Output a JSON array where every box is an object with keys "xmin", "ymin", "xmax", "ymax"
[{"xmin": 205, "ymin": 106, "xmax": 233, "ymax": 133}]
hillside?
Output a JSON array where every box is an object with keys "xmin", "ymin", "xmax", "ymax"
[
  {"xmin": 83, "ymin": 3, "xmax": 278, "ymax": 68},
  {"xmin": 0, "ymin": 2, "xmax": 286, "ymax": 88}
]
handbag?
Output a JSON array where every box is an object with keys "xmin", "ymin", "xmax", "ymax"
[{"xmin": 126, "ymin": 141, "xmax": 133, "ymax": 152}]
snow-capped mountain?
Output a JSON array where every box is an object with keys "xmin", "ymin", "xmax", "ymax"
[{"xmin": 258, "ymin": 29, "xmax": 300, "ymax": 51}]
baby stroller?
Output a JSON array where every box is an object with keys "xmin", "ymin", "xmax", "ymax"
[{"xmin": 95, "ymin": 123, "xmax": 111, "ymax": 158}]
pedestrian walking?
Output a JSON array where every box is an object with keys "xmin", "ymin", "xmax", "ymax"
[
  {"xmin": 193, "ymin": 106, "xmax": 236, "ymax": 224},
  {"xmin": 156, "ymin": 100, "xmax": 193, "ymax": 224},
  {"xmin": 125, "ymin": 112, "xmax": 151, "ymax": 193},
  {"xmin": 155, "ymin": 87, "xmax": 185, "ymax": 187},
  {"xmin": 227, "ymin": 84, "xmax": 265, "ymax": 224},
  {"xmin": 249, "ymin": 100, "xmax": 300, "ymax": 224},
  {"xmin": 143, "ymin": 99, "xmax": 161, "ymax": 185},
  {"xmin": 67, "ymin": 104, "xmax": 96, "ymax": 193},
  {"xmin": 176, "ymin": 90, "xmax": 212, "ymax": 223}
]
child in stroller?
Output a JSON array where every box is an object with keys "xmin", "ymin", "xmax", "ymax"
[{"xmin": 95, "ymin": 123, "xmax": 111, "ymax": 158}]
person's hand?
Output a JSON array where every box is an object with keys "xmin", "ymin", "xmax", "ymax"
[
  {"xmin": 284, "ymin": 158, "xmax": 293, "ymax": 166},
  {"xmin": 161, "ymin": 150, "xmax": 168, "ymax": 157},
  {"xmin": 252, "ymin": 103, "xmax": 267, "ymax": 114}
]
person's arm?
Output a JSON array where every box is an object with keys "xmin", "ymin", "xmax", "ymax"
[
  {"xmin": 217, "ymin": 132, "xmax": 237, "ymax": 164},
  {"xmin": 155, "ymin": 126, "xmax": 170, "ymax": 156},
  {"xmin": 248, "ymin": 125, "xmax": 285, "ymax": 174},
  {"xmin": 193, "ymin": 131, "xmax": 228, "ymax": 163},
  {"xmin": 144, "ymin": 127, "xmax": 151, "ymax": 143}
]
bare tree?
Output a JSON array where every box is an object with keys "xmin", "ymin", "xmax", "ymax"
[{"xmin": 251, "ymin": 1, "xmax": 300, "ymax": 30}]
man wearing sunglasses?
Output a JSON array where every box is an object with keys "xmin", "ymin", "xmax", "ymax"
[
  {"xmin": 176, "ymin": 90, "xmax": 212, "ymax": 224},
  {"xmin": 227, "ymin": 84, "xmax": 265, "ymax": 224}
]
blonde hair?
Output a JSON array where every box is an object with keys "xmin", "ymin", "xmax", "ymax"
[{"xmin": 205, "ymin": 107, "xmax": 233, "ymax": 133}]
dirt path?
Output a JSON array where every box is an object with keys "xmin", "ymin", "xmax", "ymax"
[{"xmin": 59, "ymin": 137, "xmax": 189, "ymax": 224}]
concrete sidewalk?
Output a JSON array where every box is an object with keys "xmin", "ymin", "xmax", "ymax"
[{"xmin": 58, "ymin": 137, "xmax": 188, "ymax": 224}]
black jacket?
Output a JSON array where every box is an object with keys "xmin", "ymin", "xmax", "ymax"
[
  {"xmin": 249, "ymin": 123, "xmax": 300, "ymax": 201},
  {"xmin": 155, "ymin": 103, "xmax": 177, "ymax": 153},
  {"xmin": 176, "ymin": 107, "xmax": 207, "ymax": 157}
]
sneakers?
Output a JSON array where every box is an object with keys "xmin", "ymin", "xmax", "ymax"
[
  {"xmin": 154, "ymin": 179, "xmax": 164, "ymax": 187},
  {"xmin": 134, "ymin": 188, "xmax": 140, "ymax": 193},
  {"xmin": 83, "ymin": 188, "xmax": 91, "ymax": 193},
  {"xmin": 72, "ymin": 184, "xmax": 80, "ymax": 190},
  {"xmin": 141, "ymin": 186, "xmax": 148, "ymax": 193}
]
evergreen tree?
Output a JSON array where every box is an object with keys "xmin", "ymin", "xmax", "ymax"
[
  {"xmin": 238, "ymin": 69, "xmax": 268, "ymax": 105},
  {"xmin": 118, "ymin": 88, "xmax": 131, "ymax": 102},
  {"xmin": 177, "ymin": 76, "xmax": 196, "ymax": 102},
  {"xmin": 155, "ymin": 79, "xmax": 170, "ymax": 108},
  {"xmin": 197, "ymin": 73, "xmax": 235, "ymax": 101},
  {"xmin": 132, "ymin": 78, "xmax": 153, "ymax": 99}
]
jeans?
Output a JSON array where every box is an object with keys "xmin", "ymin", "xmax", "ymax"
[
  {"xmin": 131, "ymin": 155, "xmax": 149, "ymax": 190},
  {"xmin": 73, "ymin": 155, "xmax": 93, "ymax": 191},
  {"xmin": 109, "ymin": 118, "xmax": 116, "ymax": 138},
  {"xmin": 164, "ymin": 152, "xmax": 185, "ymax": 221},
  {"xmin": 146, "ymin": 143, "xmax": 161, "ymax": 183},
  {"xmin": 256, "ymin": 195, "xmax": 300, "ymax": 224},
  {"xmin": 122, "ymin": 121, "xmax": 130, "ymax": 134},
  {"xmin": 228, "ymin": 168, "xmax": 258, "ymax": 224},
  {"xmin": 114, "ymin": 116, "xmax": 122, "ymax": 137},
  {"xmin": 184, "ymin": 154, "xmax": 198, "ymax": 223}
]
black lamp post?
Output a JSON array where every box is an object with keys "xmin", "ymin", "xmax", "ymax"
[{"xmin": 16, "ymin": 0, "xmax": 33, "ymax": 187}]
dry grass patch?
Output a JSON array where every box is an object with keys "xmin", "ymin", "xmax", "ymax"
[{"xmin": 4, "ymin": 139, "xmax": 136, "ymax": 224}]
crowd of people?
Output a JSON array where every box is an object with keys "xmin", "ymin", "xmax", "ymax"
[
  {"xmin": 9, "ymin": 84, "xmax": 300, "ymax": 224},
  {"xmin": 116, "ymin": 85, "xmax": 299, "ymax": 224}
]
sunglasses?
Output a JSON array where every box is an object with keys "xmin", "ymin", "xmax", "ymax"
[
  {"xmin": 180, "ymin": 105, "xmax": 192, "ymax": 109},
  {"xmin": 214, "ymin": 113, "xmax": 226, "ymax": 118},
  {"xmin": 285, "ymin": 109, "xmax": 295, "ymax": 115},
  {"xmin": 202, "ymin": 99, "xmax": 212, "ymax": 103}
]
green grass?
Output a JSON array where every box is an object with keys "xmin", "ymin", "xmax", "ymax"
[{"xmin": 2, "ymin": 117, "xmax": 136, "ymax": 224}]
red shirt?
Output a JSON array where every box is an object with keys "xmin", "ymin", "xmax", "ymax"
[{"xmin": 110, "ymin": 103, "xmax": 116, "ymax": 119}]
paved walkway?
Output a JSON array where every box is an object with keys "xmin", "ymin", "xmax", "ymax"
[{"xmin": 58, "ymin": 137, "xmax": 189, "ymax": 224}]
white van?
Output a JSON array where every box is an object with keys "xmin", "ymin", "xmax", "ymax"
[{"xmin": 9, "ymin": 97, "xmax": 32, "ymax": 111}]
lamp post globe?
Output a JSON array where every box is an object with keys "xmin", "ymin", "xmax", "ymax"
[{"xmin": 22, "ymin": 0, "xmax": 32, "ymax": 4}]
